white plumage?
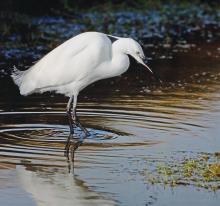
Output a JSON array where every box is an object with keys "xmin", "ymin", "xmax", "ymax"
[
  {"xmin": 11, "ymin": 31, "xmax": 153, "ymax": 154},
  {"xmin": 12, "ymin": 32, "xmax": 151, "ymax": 97}
]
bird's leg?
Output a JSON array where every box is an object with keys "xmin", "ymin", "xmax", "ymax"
[
  {"xmin": 64, "ymin": 95, "xmax": 90, "ymax": 158},
  {"xmin": 72, "ymin": 108, "xmax": 90, "ymax": 136},
  {"xmin": 72, "ymin": 94, "xmax": 90, "ymax": 137},
  {"xmin": 66, "ymin": 96, "xmax": 74, "ymax": 134},
  {"xmin": 65, "ymin": 96, "xmax": 74, "ymax": 158},
  {"xmin": 64, "ymin": 133, "xmax": 73, "ymax": 158},
  {"xmin": 64, "ymin": 133, "xmax": 82, "ymax": 159}
]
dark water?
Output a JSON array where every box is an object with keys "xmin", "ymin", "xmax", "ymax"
[{"xmin": 0, "ymin": 41, "xmax": 220, "ymax": 205}]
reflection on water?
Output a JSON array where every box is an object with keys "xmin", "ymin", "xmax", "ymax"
[
  {"xmin": 17, "ymin": 164, "xmax": 115, "ymax": 206},
  {"xmin": 0, "ymin": 163, "xmax": 115, "ymax": 206},
  {"xmin": 0, "ymin": 51, "xmax": 220, "ymax": 205}
]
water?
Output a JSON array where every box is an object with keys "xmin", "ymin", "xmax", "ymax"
[{"xmin": 0, "ymin": 46, "xmax": 220, "ymax": 205}]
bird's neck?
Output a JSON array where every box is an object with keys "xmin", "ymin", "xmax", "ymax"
[
  {"xmin": 110, "ymin": 41, "xmax": 130, "ymax": 77},
  {"xmin": 112, "ymin": 39, "xmax": 128, "ymax": 54}
]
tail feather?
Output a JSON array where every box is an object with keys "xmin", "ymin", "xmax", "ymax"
[
  {"xmin": 11, "ymin": 66, "xmax": 36, "ymax": 96},
  {"xmin": 11, "ymin": 66, "xmax": 25, "ymax": 87}
]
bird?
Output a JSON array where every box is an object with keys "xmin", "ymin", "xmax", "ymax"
[{"xmin": 11, "ymin": 31, "xmax": 154, "ymax": 156}]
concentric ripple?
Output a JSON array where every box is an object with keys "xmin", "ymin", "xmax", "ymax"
[
  {"xmin": 1, "ymin": 81, "xmax": 219, "ymax": 167},
  {"xmin": 0, "ymin": 113, "xmax": 128, "ymax": 166},
  {"xmin": 1, "ymin": 66, "xmax": 220, "ymax": 206}
]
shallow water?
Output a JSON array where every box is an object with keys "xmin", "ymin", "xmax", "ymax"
[{"xmin": 0, "ymin": 46, "xmax": 220, "ymax": 205}]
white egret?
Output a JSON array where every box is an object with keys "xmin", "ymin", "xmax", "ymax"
[{"xmin": 11, "ymin": 31, "xmax": 154, "ymax": 155}]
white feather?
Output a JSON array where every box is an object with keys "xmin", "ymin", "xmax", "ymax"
[{"xmin": 11, "ymin": 31, "xmax": 148, "ymax": 97}]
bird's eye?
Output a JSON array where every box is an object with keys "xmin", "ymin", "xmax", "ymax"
[{"xmin": 136, "ymin": 51, "xmax": 140, "ymax": 55}]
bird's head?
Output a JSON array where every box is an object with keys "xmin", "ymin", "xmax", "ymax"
[
  {"xmin": 120, "ymin": 38, "xmax": 153, "ymax": 74},
  {"xmin": 111, "ymin": 35, "xmax": 161, "ymax": 82}
]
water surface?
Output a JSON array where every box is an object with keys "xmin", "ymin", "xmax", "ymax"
[{"xmin": 0, "ymin": 45, "xmax": 220, "ymax": 205}]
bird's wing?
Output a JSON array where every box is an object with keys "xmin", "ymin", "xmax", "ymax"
[{"xmin": 20, "ymin": 32, "xmax": 112, "ymax": 95}]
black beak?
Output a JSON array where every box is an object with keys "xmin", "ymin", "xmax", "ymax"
[{"xmin": 142, "ymin": 59, "xmax": 162, "ymax": 84}]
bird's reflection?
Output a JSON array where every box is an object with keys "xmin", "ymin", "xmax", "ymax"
[
  {"xmin": 17, "ymin": 160, "xmax": 115, "ymax": 206},
  {"xmin": 64, "ymin": 133, "xmax": 85, "ymax": 173}
]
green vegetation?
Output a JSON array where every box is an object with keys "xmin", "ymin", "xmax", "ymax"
[
  {"xmin": 145, "ymin": 152, "xmax": 220, "ymax": 191},
  {"xmin": 1, "ymin": 0, "xmax": 220, "ymax": 64}
]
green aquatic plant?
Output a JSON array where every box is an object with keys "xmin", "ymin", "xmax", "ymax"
[{"xmin": 145, "ymin": 153, "xmax": 220, "ymax": 191}]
